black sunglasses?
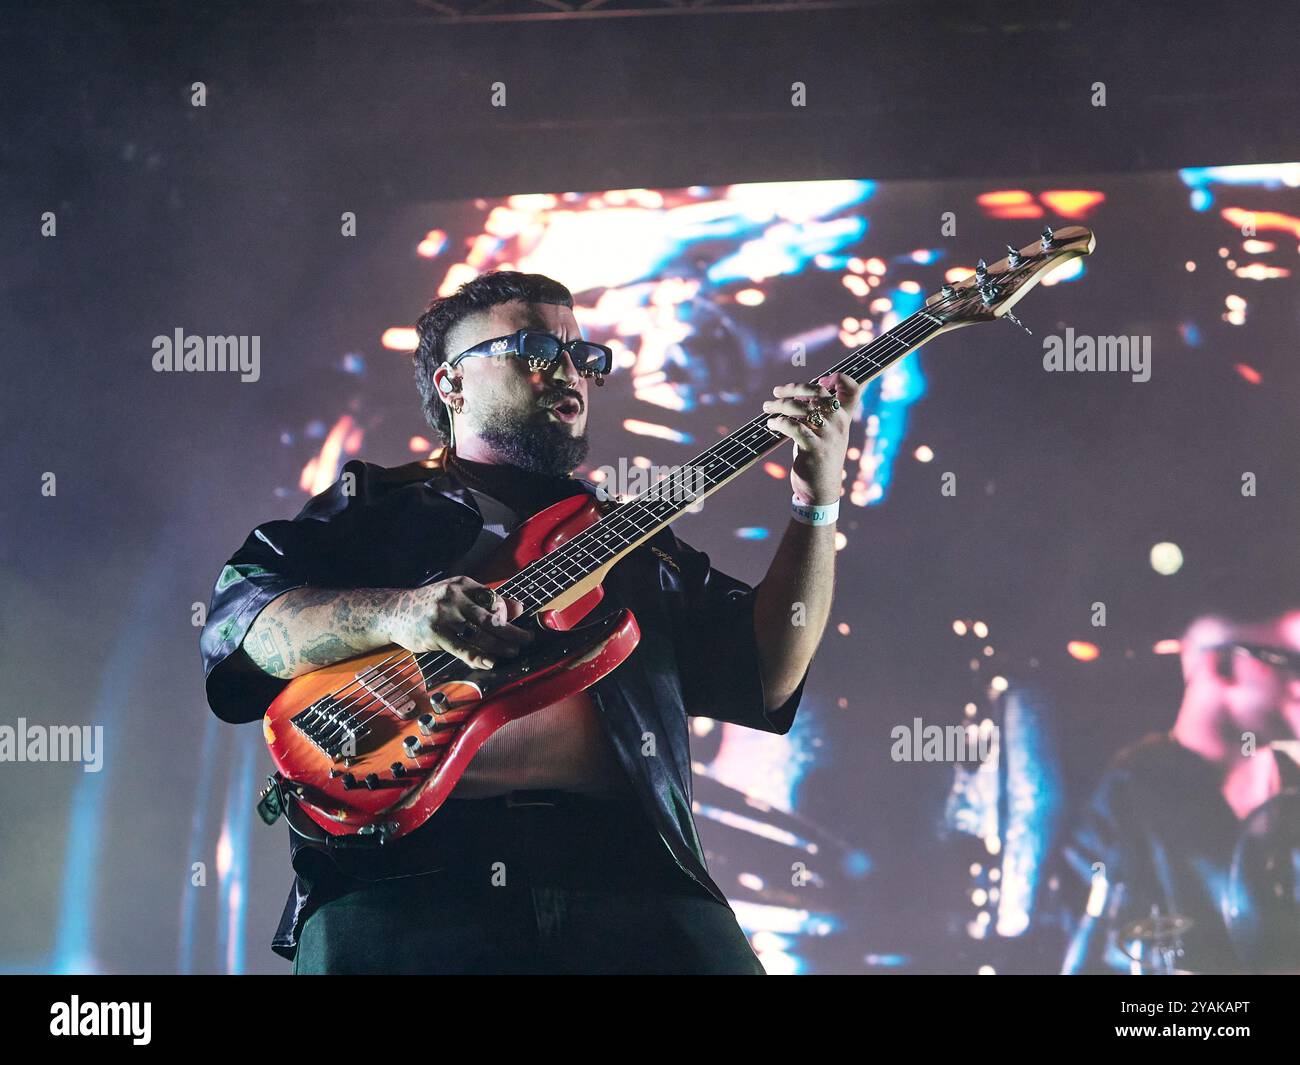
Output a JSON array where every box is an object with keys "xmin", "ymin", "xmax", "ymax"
[
  {"xmin": 1210, "ymin": 643, "xmax": 1300, "ymax": 676},
  {"xmin": 448, "ymin": 329, "xmax": 614, "ymax": 380}
]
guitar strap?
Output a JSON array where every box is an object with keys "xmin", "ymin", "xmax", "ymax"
[{"xmin": 257, "ymin": 773, "xmax": 399, "ymax": 849}]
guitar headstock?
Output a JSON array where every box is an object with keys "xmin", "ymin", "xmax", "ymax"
[{"xmin": 924, "ymin": 225, "xmax": 1096, "ymax": 328}]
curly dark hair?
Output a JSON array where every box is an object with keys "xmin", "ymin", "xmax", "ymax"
[{"xmin": 411, "ymin": 270, "xmax": 574, "ymax": 442}]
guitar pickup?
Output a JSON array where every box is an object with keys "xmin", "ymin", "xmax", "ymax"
[{"xmin": 359, "ymin": 672, "xmax": 419, "ymax": 719}]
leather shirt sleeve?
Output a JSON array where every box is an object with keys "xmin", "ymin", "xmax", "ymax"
[
  {"xmin": 198, "ymin": 459, "xmax": 442, "ymax": 725},
  {"xmin": 662, "ymin": 530, "xmax": 810, "ymax": 735}
]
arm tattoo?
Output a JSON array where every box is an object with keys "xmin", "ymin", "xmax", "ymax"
[
  {"xmin": 331, "ymin": 588, "xmax": 394, "ymax": 637},
  {"xmin": 301, "ymin": 633, "xmax": 362, "ymax": 666},
  {"xmin": 283, "ymin": 587, "xmax": 346, "ymax": 618},
  {"xmin": 244, "ymin": 586, "xmax": 398, "ymax": 678},
  {"xmin": 246, "ymin": 617, "xmax": 298, "ymax": 679}
]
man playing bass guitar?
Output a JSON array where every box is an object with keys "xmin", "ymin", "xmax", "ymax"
[{"xmin": 199, "ymin": 270, "xmax": 857, "ymax": 974}]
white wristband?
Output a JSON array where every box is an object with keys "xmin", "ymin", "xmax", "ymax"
[{"xmin": 791, "ymin": 494, "xmax": 839, "ymax": 526}]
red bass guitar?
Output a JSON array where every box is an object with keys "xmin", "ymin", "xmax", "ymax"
[{"xmin": 259, "ymin": 226, "xmax": 1096, "ymax": 844}]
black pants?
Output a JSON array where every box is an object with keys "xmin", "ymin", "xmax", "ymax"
[{"xmin": 293, "ymin": 792, "xmax": 765, "ymax": 975}]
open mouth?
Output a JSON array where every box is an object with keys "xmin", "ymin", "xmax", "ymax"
[{"xmin": 544, "ymin": 396, "xmax": 583, "ymax": 423}]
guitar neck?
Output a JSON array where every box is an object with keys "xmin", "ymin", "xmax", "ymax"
[{"xmin": 500, "ymin": 306, "xmax": 949, "ymax": 613}]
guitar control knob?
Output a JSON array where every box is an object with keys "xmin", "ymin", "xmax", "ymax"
[
  {"xmin": 430, "ymin": 691, "xmax": 449, "ymax": 715},
  {"xmin": 364, "ymin": 772, "xmax": 381, "ymax": 791},
  {"xmin": 418, "ymin": 713, "xmax": 436, "ymax": 736},
  {"xmin": 340, "ymin": 772, "xmax": 358, "ymax": 790},
  {"xmin": 403, "ymin": 734, "xmax": 422, "ymax": 755},
  {"xmin": 390, "ymin": 762, "xmax": 406, "ymax": 778}
]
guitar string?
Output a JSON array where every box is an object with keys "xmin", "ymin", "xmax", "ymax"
[
  {"xmin": 301, "ymin": 302, "xmax": 956, "ymax": 749},
  {"xmin": 303, "ymin": 304, "xmax": 955, "ymax": 750},
  {"xmin": 303, "ymin": 233, "xmax": 1065, "ymax": 747},
  {"xmin": 300, "ymin": 301, "xmax": 958, "ymax": 750}
]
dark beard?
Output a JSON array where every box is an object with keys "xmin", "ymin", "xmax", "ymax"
[{"xmin": 476, "ymin": 412, "xmax": 590, "ymax": 476}]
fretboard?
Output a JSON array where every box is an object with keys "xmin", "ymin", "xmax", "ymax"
[{"xmin": 498, "ymin": 306, "xmax": 947, "ymax": 612}]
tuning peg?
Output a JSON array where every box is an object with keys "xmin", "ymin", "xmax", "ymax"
[
  {"xmin": 1006, "ymin": 244, "xmax": 1023, "ymax": 267},
  {"xmin": 1040, "ymin": 226, "xmax": 1055, "ymax": 250},
  {"xmin": 975, "ymin": 258, "xmax": 988, "ymax": 279},
  {"xmin": 941, "ymin": 283, "xmax": 955, "ymax": 298},
  {"xmin": 1003, "ymin": 310, "xmax": 1032, "ymax": 335}
]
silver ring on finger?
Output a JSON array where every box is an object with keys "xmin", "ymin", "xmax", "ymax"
[{"xmin": 806, "ymin": 410, "xmax": 826, "ymax": 429}]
